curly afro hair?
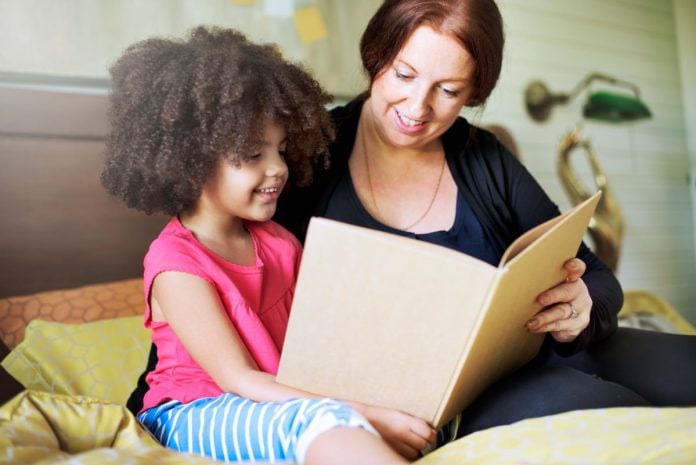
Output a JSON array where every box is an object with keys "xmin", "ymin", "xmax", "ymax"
[{"xmin": 101, "ymin": 26, "xmax": 334, "ymax": 216}]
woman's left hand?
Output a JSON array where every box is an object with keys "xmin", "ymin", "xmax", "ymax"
[{"xmin": 526, "ymin": 258, "xmax": 593, "ymax": 343}]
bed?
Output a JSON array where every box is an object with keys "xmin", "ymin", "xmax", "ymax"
[{"xmin": 1, "ymin": 279, "xmax": 696, "ymax": 465}]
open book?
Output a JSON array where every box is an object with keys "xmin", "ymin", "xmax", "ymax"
[{"xmin": 277, "ymin": 191, "xmax": 601, "ymax": 428}]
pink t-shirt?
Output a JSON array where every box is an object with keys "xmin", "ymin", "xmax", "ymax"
[{"xmin": 141, "ymin": 218, "xmax": 302, "ymax": 413}]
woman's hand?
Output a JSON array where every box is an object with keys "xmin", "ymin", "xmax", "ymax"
[
  {"xmin": 352, "ymin": 403, "xmax": 436, "ymax": 460},
  {"xmin": 526, "ymin": 258, "xmax": 593, "ymax": 343}
]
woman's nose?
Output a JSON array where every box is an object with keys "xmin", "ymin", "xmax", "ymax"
[{"xmin": 407, "ymin": 84, "xmax": 431, "ymax": 118}]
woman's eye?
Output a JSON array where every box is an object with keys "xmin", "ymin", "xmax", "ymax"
[
  {"xmin": 394, "ymin": 69, "xmax": 412, "ymax": 80},
  {"xmin": 439, "ymin": 85, "xmax": 460, "ymax": 98}
]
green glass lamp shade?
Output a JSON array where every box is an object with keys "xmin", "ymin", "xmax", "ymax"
[{"xmin": 583, "ymin": 91, "xmax": 652, "ymax": 122}]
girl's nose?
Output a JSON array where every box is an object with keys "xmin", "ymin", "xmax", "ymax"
[{"xmin": 266, "ymin": 151, "xmax": 288, "ymax": 177}]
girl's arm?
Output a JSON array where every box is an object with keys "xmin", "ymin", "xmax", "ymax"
[
  {"xmin": 152, "ymin": 270, "xmax": 436, "ymax": 457},
  {"xmin": 152, "ymin": 270, "xmax": 310, "ymax": 402}
]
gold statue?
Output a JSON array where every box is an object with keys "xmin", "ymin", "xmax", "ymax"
[
  {"xmin": 557, "ymin": 126, "xmax": 624, "ymax": 272},
  {"xmin": 556, "ymin": 126, "xmax": 695, "ymax": 333}
]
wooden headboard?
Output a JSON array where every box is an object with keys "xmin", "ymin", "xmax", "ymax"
[{"xmin": 0, "ymin": 77, "xmax": 167, "ymax": 298}]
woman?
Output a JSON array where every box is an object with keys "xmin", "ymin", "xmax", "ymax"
[
  {"xmin": 276, "ymin": 0, "xmax": 696, "ymax": 447},
  {"xmin": 130, "ymin": 0, "xmax": 696, "ymax": 459}
]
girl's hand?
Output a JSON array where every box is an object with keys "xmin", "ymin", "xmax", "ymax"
[
  {"xmin": 357, "ymin": 404, "xmax": 436, "ymax": 460},
  {"xmin": 526, "ymin": 258, "xmax": 593, "ymax": 343}
]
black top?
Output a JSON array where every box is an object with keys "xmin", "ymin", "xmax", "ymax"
[{"xmin": 324, "ymin": 161, "xmax": 500, "ymax": 266}]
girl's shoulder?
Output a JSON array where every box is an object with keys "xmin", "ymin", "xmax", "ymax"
[{"xmin": 147, "ymin": 217, "xmax": 199, "ymax": 255}]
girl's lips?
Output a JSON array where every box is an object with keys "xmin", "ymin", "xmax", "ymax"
[{"xmin": 254, "ymin": 184, "xmax": 283, "ymax": 202}]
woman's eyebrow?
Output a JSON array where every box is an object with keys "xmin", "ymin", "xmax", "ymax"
[{"xmin": 395, "ymin": 58, "xmax": 469, "ymax": 83}]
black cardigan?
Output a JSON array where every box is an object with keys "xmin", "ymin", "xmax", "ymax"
[{"xmin": 275, "ymin": 96, "xmax": 622, "ymax": 356}]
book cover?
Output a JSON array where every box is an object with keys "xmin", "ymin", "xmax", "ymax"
[{"xmin": 277, "ymin": 191, "xmax": 601, "ymax": 428}]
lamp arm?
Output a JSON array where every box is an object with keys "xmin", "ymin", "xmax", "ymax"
[{"xmin": 566, "ymin": 73, "xmax": 642, "ymax": 103}]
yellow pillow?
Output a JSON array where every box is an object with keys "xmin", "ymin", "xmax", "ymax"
[
  {"xmin": 0, "ymin": 390, "xmax": 225, "ymax": 465},
  {"xmin": 1, "ymin": 316, "xmax": 149, "ymax": 404},
  {"xmin": 420, "ymin": 407, "xmax": 696, "ymax": 465}
]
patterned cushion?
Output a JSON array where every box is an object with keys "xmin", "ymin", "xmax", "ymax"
[
  {"xmin": 0, "ymin": 278, "xmax": 144, "ymax": 350},
  {"xmin": 418, "ymin": 407, "xmax": 696, "ymax": 465},
  {"xmin": 1, "ymin": 317, "xmax": 149, "ymax": 404}
]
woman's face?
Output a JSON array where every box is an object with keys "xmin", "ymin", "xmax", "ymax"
[{"xmin": 366, "ymin": 25, "xmax": 475, "ymax": 151}]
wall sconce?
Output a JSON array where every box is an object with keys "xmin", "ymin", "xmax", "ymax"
[{"xmin": 524, "ymin": 72, "xmax": 652, "ymax": 123}]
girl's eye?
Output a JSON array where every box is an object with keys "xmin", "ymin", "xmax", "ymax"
[
  {"xmin": 278, "ymin": 150, "xmax": 287, "ymax": 158},
  {"xmin": 247, "ymin": 153, "xmax": 262, "ymax": 163}
]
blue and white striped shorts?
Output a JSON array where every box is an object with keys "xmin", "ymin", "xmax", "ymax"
[{"xmin": 137, "ymin": 394, "xmax": 377, "ymax": 464}]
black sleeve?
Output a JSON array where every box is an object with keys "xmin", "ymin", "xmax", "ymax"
[
  {"xmin": 126, "ymin": 342, "xmax": 157, "ymax": 414},
  {"xmin": 498, "ymin": 138, "xmax": 622, "ymax": 355}
]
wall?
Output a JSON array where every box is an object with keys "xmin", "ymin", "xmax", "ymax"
[
  {"xmin": 0, "ymin": 0, "xmax": 377, "ymax": 98},
  {"xmin": 673, "ymin": 0, "xmax": 696, "ymax": 256},
  {"xmin": 1, "ymin": 0, "xmax": 694, "ymax": 322}
]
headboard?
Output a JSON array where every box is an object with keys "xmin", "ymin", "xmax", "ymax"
[{"xmin": 0, "ymin": 76, "xmax": 168, "ymax": 298}]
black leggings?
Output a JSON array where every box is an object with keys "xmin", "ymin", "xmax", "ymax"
[{"xmin": 456, "ymin": 327, "xmax": 696, "ymax": 437}]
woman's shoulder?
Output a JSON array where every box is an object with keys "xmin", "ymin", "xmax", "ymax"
[{"xmin": 445, "ymin": 118, "xmax": 522, "ymax": 174}]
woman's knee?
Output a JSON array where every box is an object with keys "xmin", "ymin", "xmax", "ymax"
[{"xmin": 456, "ymin": 366, "xmax": 649, "ymax": 437}]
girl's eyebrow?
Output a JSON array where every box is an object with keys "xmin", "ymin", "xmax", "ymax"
[{"xmin": 261, "ymin": 137, "xmax": 288, "ymax": 147}]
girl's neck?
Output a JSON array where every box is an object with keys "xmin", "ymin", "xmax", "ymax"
[{"xmin": 179, "ymin": 209, "xmax": 256, "ymax": 266}]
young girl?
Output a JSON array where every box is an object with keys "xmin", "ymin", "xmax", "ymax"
[{"xmin": 101, "ymin": 26, "xmax": 432, "ymax": 464}]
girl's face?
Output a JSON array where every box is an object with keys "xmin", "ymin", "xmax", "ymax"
[
  {"xmin": 365, "ymin": 25, "xmax": 475, "ymax": 151},
  {"xmin": 200, "ymin": 121, "xmax": 289, "ymax": 224}
]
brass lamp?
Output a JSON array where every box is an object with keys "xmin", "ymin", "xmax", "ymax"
[
  {"xmin": 523, "ymin": 73, "xmax": 694, "ymax": 332},
  {"xmin": 524, "ymin": 72, "xmax": 651, "ymax": 123},
  {"xmin": 523, "ymin": 72, "xmax": 652, "ymax": 272}
]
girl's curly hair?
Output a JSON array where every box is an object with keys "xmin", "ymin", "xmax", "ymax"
[{"xmin": 101, "ymin": 26, "xmax": 334, "ymax": 216}]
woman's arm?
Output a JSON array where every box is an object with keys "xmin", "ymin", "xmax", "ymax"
[{"xmin": 500, "ymin": 147, "xmax": 622, "ymax": 354}]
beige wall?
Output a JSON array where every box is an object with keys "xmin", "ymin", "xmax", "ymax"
[
  {"xmin": 0, "ymin": 0, "xmax": 377, "ymax": 98},
  {"xmin": 1, "ymin": 0, "xmax": 695, "ymax": 322}
]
